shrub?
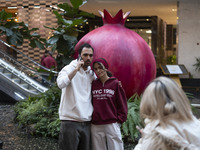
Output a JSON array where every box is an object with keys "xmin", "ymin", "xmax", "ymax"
[
  {"xmin": 121, "ymin": 94, "xmax": 144, "ymax": 143},
  {"xmin": 14, "ymin": 85, "xmax": 61, "ymax": 138},
  {"xmin": 15, "ymin": 86, "xmax": 144, "ymax": 142}
]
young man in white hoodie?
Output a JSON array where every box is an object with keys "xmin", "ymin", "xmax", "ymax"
[{"xmin": 57, "ymin": 43, "xmax": 95, "ymax": 150}]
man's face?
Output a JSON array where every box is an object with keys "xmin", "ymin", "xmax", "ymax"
[{"xmin": 80, "ymin": 47, "xmax": 93, "ymax": 69}]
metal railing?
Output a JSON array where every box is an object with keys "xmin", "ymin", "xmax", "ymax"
[{"xmin": 0, "ymin": 39, "xmax": 58, "ymax": 87}]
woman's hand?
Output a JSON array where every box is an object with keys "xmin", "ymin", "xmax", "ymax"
[{"xmin": 136, "ymin": 125, "xmax": 144, "ymax": 137}]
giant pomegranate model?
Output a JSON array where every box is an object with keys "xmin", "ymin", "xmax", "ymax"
[{"xmin": 75, "ymin": 9, "xmax": 156, "ymax": 98}]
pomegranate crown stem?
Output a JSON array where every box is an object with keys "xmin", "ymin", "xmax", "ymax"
[{"xmin": 98, "ymin": 9, "xmax": 131, "ymax": 25}]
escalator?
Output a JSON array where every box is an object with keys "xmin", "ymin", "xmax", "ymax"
[{"xmin": 0, "ymin": 39, "xmax": 58, "ymax": 102}]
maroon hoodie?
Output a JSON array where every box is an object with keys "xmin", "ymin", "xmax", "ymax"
[{"xmin": 91, "ymin": 77, "xmax": 128, "ymax": 125}]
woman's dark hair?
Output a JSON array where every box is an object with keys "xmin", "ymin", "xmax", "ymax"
[
  {"xmin": 93, "ymin": 58, "xmax": 113, "ymax": 77},
  {"xmin": 106, "ymin": 70, "xmax": 113, "ymax": 77},
  {"xmin": 78, "ymin": 43, "xmax": 94, "ymax": 54}
]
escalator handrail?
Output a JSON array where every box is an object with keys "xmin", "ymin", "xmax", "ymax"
[
  {"xmin": 0, "ymin": 58, "xmax": 48, "ymax": 94},
  {"xmin": 0, "ymin": 48, "xmax": 38, "ymax": 73},
  {"xmin": 0, "ymin": 39, "xmax": 58, "ymax": 74},
  {"xmin": 0, "ymin": 48, "xmax": 56, "ymax": 86}
]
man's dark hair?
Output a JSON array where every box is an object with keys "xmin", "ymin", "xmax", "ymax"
[
  {"xmin": 48, "ymin": 51, "xmax": 53, "ymax": 56},
  {"xmin": 78, "ymin": 43, "xmax": 94, "ymax": 54}
]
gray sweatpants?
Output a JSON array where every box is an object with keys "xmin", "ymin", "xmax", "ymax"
[{"xmin": 59, "ymin": 120, "xmax": 91, "ymax": 150}]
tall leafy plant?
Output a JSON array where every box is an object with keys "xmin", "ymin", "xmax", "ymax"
[
  {"xmin": 0, "ymin": 9, "xmax": 46, "ymax": 49},
  {"xmin": 45, "ymin": 0, "xmax": 95, "ymax": 70},
  {"xmin": 122, "ymin": 94, "xmax": 144, "ymax": 143}
]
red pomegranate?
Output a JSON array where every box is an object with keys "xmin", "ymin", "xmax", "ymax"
[{"xmin": 75, "ymin": 9, "xmax": 156, "ymax": 98}]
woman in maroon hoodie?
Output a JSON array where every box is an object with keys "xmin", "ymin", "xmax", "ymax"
[{"xmin": 91, "ymin": 58, "xmax": 128, "ymax": 150}]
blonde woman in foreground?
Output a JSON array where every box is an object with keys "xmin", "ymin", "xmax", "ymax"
[{"xmin": 134, "ymin": 76, "xmax": 200, "ymax": 150}]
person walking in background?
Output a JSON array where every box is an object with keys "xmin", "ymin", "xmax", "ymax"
[
  {"xmin": 91, "ymin": 58, "xmax": 128, "ymax": 150},
  {"xmin": 41, "ymin": 51, "xmax": 57, "ymax": 70},
  {"xmin": 56, "ymin": 43, "xmax": 95, "ymax": 150},
  {"xmin": 134, "ymin": 76, "xmax": 200, "ymax": 150},
  {"xmin": 40, "ymin": 50, "xmax": 49, "ymax": 65}
]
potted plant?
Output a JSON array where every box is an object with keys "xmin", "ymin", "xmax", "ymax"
[{"xmin": 193, "ymin": 57, "xmax": 200, "ymax": 72}]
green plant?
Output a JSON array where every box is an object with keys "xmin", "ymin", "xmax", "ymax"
[
  {"xmin": 14, "ymin": 85, "xmax": 61, "ymax": 138},
  {"xmin": 0, "ymin": 9, "xmax": 46, "ymax": 49},
  {"xmin": 167, "ymin": 54, "xmax": 176, "ymax": 64},
  {"xmin": 193, "ymin": 57, "xmax": 200, "ymax": 72},
  {"xmin": 45, "ymin": 0, "xmax": 95, "ymax": 70},
  {"xmin": 121, "ymin": 94, "xmax": 144, "ymax": 143},
  {"xmin": 0, "ymin": 1, "xmax": 95, "ymax": 70}
]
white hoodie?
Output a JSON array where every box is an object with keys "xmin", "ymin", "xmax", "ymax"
[{"xmin": 57, "ymin": 60, "xmax": 95, "ymax": 122}]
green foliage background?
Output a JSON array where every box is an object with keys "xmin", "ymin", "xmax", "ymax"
[
  {"xmin": 14, "ymin": 86, "xmax": 61, "ymax": 138},
  {"xmin": 14, "ymin": 88, "xmax": 143, "ymax": 144},
  {"xmin": 3, "ymin": 0, "xmax": 143, "ymax": 144},
  {"xmin": 0, "ymin": 9, "xmax": 46, "ymax": 48},
  {"xmin": 122, "ymin": 94, "xmax": 144, "ymax": 143}
]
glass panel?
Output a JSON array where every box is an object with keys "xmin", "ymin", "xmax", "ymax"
[{"xmin": 132, "ymin": 29, "xmax": 152, "ymax": 49}]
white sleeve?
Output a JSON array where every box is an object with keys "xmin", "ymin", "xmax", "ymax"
[{"xmin": 56, "ymin": 65, "xmax": 72, "ymax": 89}]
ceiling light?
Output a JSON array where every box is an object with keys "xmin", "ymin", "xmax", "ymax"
[
  {"xmin": 34, "ymin": 6, "xmax": 40, "ymax": 8},
  {"xmin": 96, "ymin": 0, "xmax": 120, "ymax": 3},
  {"xmin": 8, "ymin": 7, "xmax": 17, "ymax": 9},
  {"xmin": 146, "ymin": 30, "xmax": 152, "ymax": 34}
]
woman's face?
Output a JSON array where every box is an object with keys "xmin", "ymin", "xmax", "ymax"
[{"xmin": 93, "ymin": 62, "xmax": 107, "ymax": 78}]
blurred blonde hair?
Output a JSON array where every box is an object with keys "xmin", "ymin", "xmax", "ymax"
[{"xmin": 140, "ymin": 76, "xmax": 193, "ymax": 125}]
